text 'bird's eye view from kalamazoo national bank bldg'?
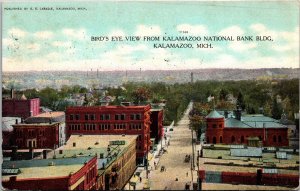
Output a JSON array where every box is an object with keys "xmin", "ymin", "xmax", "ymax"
[{"xmin": 1, "ymin": 1, "xmax": 299, "ymax": 190}]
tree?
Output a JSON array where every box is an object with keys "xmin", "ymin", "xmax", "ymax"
[
  {"xmin": 131, "ymin": 87, "xmax": 152, "ymax": 104},
  {"xmin": 271, "ymin": 97, "xmax": 282, "ymax": 119},
  {"xmin": 219, "ymin": 89, "xmax": 228, "ymax": 101},
  {"xmin": 282, "ymin": 96, "xmax": 294, "ymax": 120},
  {"xmin": 237, "ymin": 91, "xmax": 245, "ymax": 110}
]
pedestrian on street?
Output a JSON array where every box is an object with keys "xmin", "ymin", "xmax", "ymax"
[
  {"xmin": 140, "ymin": 177, "xmax": 142, "ymax": 182},
  {"xmin": 186, "ymin": 172, "xmax": 188, "ymax": 177}
]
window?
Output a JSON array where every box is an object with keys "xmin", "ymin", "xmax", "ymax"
[
  {"xmin": 207, "ymin": 137, "xmax": 209, "ymax": 143},
  {"xmin": 100, "ymin": 114, "xmax": 104, "ymax": 120},
  {"xmin": 220, "ymin": 136, "xmax": 223, "ymax": 143},
  {"xmin": 213, "ymin": 137, "xmax": 216, "ymax": 144},
  {"xmin": 90, "ymin": 114, "xmax": 95, "ymax": 120},
  {"xmin": 106, "ymin": 114, "xmax": 110, "ymax": 120},
  {"xmin": 130, "ymin": 114, "xmax": 135, "ymax": 120},
  {"xmin": 219, "ymin": 124, "xmax": 222, "ymax": 128},
  {"xmin": 121, "ymin": 114, "xmax": 125, "ymax": 120},
  {"xmin": 213, "ymin": 124, "xmax": 217, "ymax": 128},
  {"xmin": 278, "ymin": 135, "xmax": 282, "ymax": 143},
  {"xmin": 70, "ymin": 114, "xmax": 74, "ymax": 120},
  {"xmin": 85, "ymin": 114, "xmax": 89, "ymax": 121},
  {"xmin": 231, "ymin": 136, "xmax": 235, "ymax": 143},
  {"xmin": 115, "ymin": 114, "xmax": 120, "ymax": 120},
  {"xmin": 136, "ymin": 114, "xmax": 141, "ymax": 120},
  {"xmin": 75, "ymin": 114, "xmax": 80, "ymax": 120},
  {"xmin": 273, "ymin": 135, "xmax": 277, "ymax": 142},
  {"xmin": 241, "ymin": 136, "xmax": 244, "ymax": 143}
]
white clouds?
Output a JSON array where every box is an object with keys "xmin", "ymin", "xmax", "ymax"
[
  {"xmin": 34, "ymin": 31, "xmax": 54, "ymax": 39},
  {"xmin": 52, "ymin": 41, "xmax": 72, "ymax": 47},
  {"xmin": 62, "ymin": 28, "xmax": 87, "ymax": 40},
  {"xmin": 135, "ymin": 25, "xmax": 162, "ymax": 36},
  {"xmin": 228, "ymin": 41, "xmax": 257, "ymax": 52},
  {"xmin": 108, "ymin": 30, "xmax": 126, "ymax": 37},
  {"xmin": 3, "ymin": 38, "xmax": 16, "ymax": 47},
  {"xmin": 176, "ymin": 24, "xmax": 208, "ymax": 35},
  {"xmin": 26, "ymin": 43, "xmax": 40, "ymax": 52},
  {"xmin": 8, "ymin": 28, "xmax": 26, "ymax": 38},
  {"xmin": 219, "ymin": 26, "xmax": 244, "ymax": 37}
]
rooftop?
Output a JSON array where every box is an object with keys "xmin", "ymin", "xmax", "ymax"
[
  {"xmin": 55, "ymin": 134, "xmax": 137, "ymax": 170},
  {"xmin": 2, "ymin": 156, "xmax": 94, "ymax": 180},
  {"xmin": 206, "ymin": 110, "xmax": 224, "ymax": 119},
  {"xmin": 25, "ymin": 112, "xmax": 65, "ymax": 124},
  {"xmin": 2, "ymin": 117, "xmax": 22, "ymax": 132}
]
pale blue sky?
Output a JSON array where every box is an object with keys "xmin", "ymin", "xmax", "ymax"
[{"xmin": 2, "ymin": 1, "xmax": 299, "ymax": 71}]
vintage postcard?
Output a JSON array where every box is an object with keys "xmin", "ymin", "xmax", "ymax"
[{"xmin": 1, "ymin": 1, "xmax": 299, "ymax": 190}]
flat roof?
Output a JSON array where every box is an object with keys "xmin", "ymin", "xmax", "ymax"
[
  {"xmin": 13, "ymin": 122, "xmax": 59, "ymax": 127},
  {"xmin": 35, "ymin": 112, "xmax": 65, "ymax": 118},
  {"xmin": 2, "ymin": 156, "xmax": 94, "ymax": 180}
]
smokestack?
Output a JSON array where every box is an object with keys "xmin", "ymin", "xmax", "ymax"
[
  {"xmin": 15, "ymin": 119, "xmax": 18, "ymax": 124},
  {"xmin": 224, "ymin": 110, "xmax": 228, "ymax": 118},
  {"xmin": 11, "ymin": 89, "xmax": 14, "ymax": 99},
  {"xmin": 43, "ymin": 150, "xmax": 47, "ymax": 159}
]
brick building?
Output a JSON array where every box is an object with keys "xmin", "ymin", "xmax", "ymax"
[
  {"xmin": 12, "ymin": 122, "xmax": 60, "ymax": 149},
  {"xmin": 11, "ymin": 112, "xmax": 66, "ymax": 149},
  {"xmin": 2, "ymin": 156, "xmax": 98, "ymax": 190},
  {"xmin": 66, "ymin": 105, "xmax": 151, "ymax": 163},
  {"xmin": 55, "ymin": 134, "xmax": 137, "ymax": 190},
  {"xmin": 205, "ymin": 110, "xmax": 289, "ymax": 147},
  {"xmin": 150, "ymin": 108, "xmax": 164, "ymax": 144},
  {"xmin": 2, "ymin": 94, "xmax": 40, "ymax": 119}
]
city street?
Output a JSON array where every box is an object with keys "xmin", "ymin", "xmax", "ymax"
[{"xmin": 149, "ymin": 102, "xmax": 198, "ymax": 190}]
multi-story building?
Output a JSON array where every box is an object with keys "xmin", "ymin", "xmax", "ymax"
[
  {"xmin": 205, "ymin": 110, "xmax": 289, "ymax": 147},
  {"xmin": 150, "ymin": 108, "xmax": 164, "ymax": 144},
  {"xmin": 2, "ymin": 92, "xmax": 40, "ymax": 119},
  {"xmin": 2, "ymin": 156, "xmax": 98, "ymax": 190},
  {"xmin": 25, "ymin": 112, "xmax": 66, "ymax": 147},
  {"xmin": 66, "ymin": 105, "xmax": 151, "ymax": 164},
  {"xmin": 55, "ymin": 134, "xmax": 137, "ymax": 190},
  {"xmin": 12, "ymin": 122, "xmax": 60, "ymax": 149}
]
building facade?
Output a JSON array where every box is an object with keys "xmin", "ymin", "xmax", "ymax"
[
  {"xmin": 205, "ymin": 110, "xmax": 289, "ymax": 147},
  {"xmin": 2, "ymin": 156, "xmax": 98, "ymax": 190},
  {"xmin": 12, "ymin": 122, "xmax": 60, "ymax": 149},
  {"xmin": 25, "ymin": 112, "xmax": 66, "ymax": 147},
  {"xmin": 150, "ymin": 109, "xmax": 164, "ymax": 144},
  {"xmin": 66, "ymin": 105, "xmax": 151, "ymax": 163},
  {"xmin": 2, "ymin": 97, "xmax": 40, "ymax": 119}
]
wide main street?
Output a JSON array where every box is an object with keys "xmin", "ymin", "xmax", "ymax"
[{"xmin": 149, "ymin": 102, "xmax": 198, "ymax": 190}]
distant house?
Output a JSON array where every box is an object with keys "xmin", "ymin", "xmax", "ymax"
[
  {"xmin": 99, "ymin": 96, "xmax": 116, "ymax": 106},
  {"xmin": 226, "ymin": 94, "xmax": 237, "ymax": 105}
]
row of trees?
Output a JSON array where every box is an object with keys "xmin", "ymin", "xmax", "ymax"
[{"xmin": 3, "ymin": 79, "xmax": 298, "ymax": 126}]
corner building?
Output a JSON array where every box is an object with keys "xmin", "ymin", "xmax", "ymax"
[
  {"xmin": 66, "ymin": 105, "xmax": 151, "ymax": 164},
  {"xmin": 205, "ymin": 110, "xmax": 289, "ymax": 147}
]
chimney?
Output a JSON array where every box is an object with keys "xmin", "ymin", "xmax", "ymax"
[
  {"xmin": 224, "ymin": 110, "xmax": 228, "ymax": 118},
  {"xmin": 21, "ymin": 118, "xmax": 24, "ymax": 123},
  {"xmin": 11, "ymin": 146, "xmax": 18, "ymax": 161},
  {"xmin": 10, "ymin": 176, "xmax": 17, "ymax": 182},
  {"xmin": 235, "ymin": 108, "xmax": 242, "ymax": 121},
  {"xmin": 29, "ymin": 148, "xmax": 34, "ymax": 159},
  {"xmin": 15, "ymin": 119, "xmax": 18, "ymax": 124},
  {"xmin": 11, "ymin": 89, "xmax": 14, "ymax": 99}
]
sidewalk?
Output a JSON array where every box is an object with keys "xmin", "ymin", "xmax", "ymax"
[{"xmin": 124, "ymin": 123, "xmax": 174, "ymax": 190}]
